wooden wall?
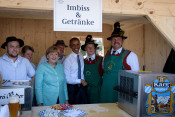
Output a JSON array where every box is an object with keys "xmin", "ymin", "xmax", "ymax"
[
  {"xmin": 144, "ymin": 24, "xmax": 172, "ymax": 72},
  {"xmin": 0, "ymin": 18, "xmax": 172, "ymax": 72},
  {"xmin": 123, "ymin": 24, "xmax": 144, "ymax": 71},
  {"xmin": 123, "ymin": 24, "xmax": 172, "ymax": 72},
  {"xmin": 0, "ymin": 18, "xmax": 112, "ymax": 66}
]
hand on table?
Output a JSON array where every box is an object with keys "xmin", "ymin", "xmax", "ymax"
[
  {"xmin": 38, "ymin": 104, "xmax": 42, "ymax": 106},
  {"xmin": 65, "ymin": 100, "xmax": 69, "ymax": 104}
]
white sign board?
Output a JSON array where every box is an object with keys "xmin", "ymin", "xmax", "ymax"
[
  {"xmin": 0, "ymin": 88, "xmax": 25, "ymax": 105},
  {"xmin": 54, "ymin": 0, "xmax": 102, "ymax": 32}
]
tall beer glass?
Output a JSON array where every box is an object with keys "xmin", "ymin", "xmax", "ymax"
[{"xmin": 8, "ymin": 96, "xmax": 19, "ymax": 117}]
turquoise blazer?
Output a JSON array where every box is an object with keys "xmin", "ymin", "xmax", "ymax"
[{"xmin": 35, "ymin": 62, "xmax": 68, "ymax": 106}]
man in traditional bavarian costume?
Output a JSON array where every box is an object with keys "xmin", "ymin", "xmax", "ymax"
[
  {"xmin": 100, "ymin": 22, "xmax": 140, "ymax": 103},
  {"xmin": 81, "ymin": 35, "xmax": 103, "ymax": 103}
]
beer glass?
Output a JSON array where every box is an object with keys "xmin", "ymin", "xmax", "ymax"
[{"xmin": 8, "ymin": 96, "xmax": 20, "ymax": 117}]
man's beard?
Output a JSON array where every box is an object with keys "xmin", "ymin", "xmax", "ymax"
[{"xmin": 8, "ymin": 53, "xmax": 18, "ymax": 58}]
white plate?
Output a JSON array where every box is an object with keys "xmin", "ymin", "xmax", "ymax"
[
  {"xmin": 39, "ymin": 108, "xmax": 61, "ymax": 117},
  {"xmin": 63, "ymin": 109, "xmax": 86, "ymax": 117}
]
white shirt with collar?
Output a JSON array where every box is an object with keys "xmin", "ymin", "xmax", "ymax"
[
  {"xmin": 111, "ymin": 47, "xmax": 122, "ymax": 55},
  {"xmin": 108, "ymin": 47, "xmax": 140, "ymax": 71},
  {"xmin": 0, "ymin": 53, "xmax": 35, "ymax": 80},
  {"xmin": 86, "ymin": 54, "xmax": 95, "ymax": 61},
  {"xmin": 63, "ymin": 51, "xmax": 84, "ymax": 84}
]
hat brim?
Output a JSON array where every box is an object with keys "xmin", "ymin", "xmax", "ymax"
[
  {"xmin": 107, "ymin": 35, "xmax": 127, "ymax": 40},
  {"xmin": 1, "ymin": 38, "xmax": 24, "ymax": 49},
  {"xmin": 81, "ymin": 43, "xmax": 98, "ymax": 51},
  {"xmin": 63, "ymin": 45, "xmax": 68, "ymax": 48}
]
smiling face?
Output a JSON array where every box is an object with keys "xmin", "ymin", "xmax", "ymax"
[
  {"xmin": 56, "ymin": 45, "xmax": 65, "ymax": 57},
  {"xmin": 47, "ymin": 51, "xmax": 59, "ymax": 64},
  {"xmin": 85, "ymin": 44, "xmax": 95, "ymax": 57},
  {"xmin": 70, "ymin": 40, "xmax": 80, "ymax": 54},
  {"xmin": 22, "ymin": 50, "xmax": 33, "ymax": 62},
  {"xmin": 111, "ymin": 37, "xmax": 124, "ymax": 50},
  {"xmin": 6, "ymin": 41, "xmax": 20, "ymax": 59}
]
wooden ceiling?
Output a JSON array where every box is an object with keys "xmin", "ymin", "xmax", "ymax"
[{"xmin": 0, "ymin": 8, "xmax": 149, "ymax": 26}]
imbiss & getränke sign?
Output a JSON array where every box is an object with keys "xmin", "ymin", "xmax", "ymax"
[{"xmin": 54, "ymin": 0, "xmax": 102, "ymax": 32}]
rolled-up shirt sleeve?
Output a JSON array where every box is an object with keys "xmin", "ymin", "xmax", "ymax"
[
  {"xmin": 80, "ymin": 55, "xmax": 85, "ymax": 80},
  {"xmin": 63, "ymin": 55, "xmax": 81, "ymax": 84},
  {"xmin": 26, "ymin": 59, "xmax": 35, "ymax": 78},
  {"xmin": 127, "ymin": 52, "xmax": 140, "ymax": 71}
]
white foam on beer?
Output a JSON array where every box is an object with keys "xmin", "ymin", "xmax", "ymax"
[{"xmin": 9, "ymin": 97, "xmax": 19, "ymax": 103}]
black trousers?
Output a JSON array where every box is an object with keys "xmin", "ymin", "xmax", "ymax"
[{"xmin": 67, "ymin": 84, "xmax": 88, "ymax": 104}]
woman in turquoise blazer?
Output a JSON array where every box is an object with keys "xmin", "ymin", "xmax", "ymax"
[{"xmin": 35, "ymin": 46, "xmax": 68, "ymax": 106}]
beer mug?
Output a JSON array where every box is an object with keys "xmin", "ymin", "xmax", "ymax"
[{"xmin": 8, "ymin": 96, "xmax": 20, "ymax": 117}]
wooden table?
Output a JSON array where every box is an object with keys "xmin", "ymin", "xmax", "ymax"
[{"xmin": 21, "ymin": 103, "xmax": 132, "ymax": 117}]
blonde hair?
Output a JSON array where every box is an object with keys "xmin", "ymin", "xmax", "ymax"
[{"xmin": 46, "ymin": 46, "xmax": 60, "ymax": 58}]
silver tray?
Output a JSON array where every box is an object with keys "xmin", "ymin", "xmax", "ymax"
[{"xmin": 2, "ymin": 80, "xmax": 32, "ymax": 87}]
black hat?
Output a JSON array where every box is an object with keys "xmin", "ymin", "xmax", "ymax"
[
  {"xmin": 107, "ymin": 22, "xmax": 127, "ymax": 40},
  {"xmin": 1, "ymin": 36, "xmax": 24, "ymax": 49},
  {"xmin": 54, "ymin": 40, "xmax": 68, "ymax": 47},
  {"xmin": 81, "ymin": 35, "xmax": 98, "ymax": 51}
]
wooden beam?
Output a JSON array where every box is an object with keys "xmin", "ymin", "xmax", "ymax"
[
  {"xmin": 0, "ymin": 0, "xmax": 174, "ymax": 17},
  {"xmin": 0, "ymin": 8, "xmax": 52, "ymax": 19},
  {"xmin": 0, "ymin": 0, "xmax": 175, "ymax": 49},
  {"xmin": 0, "ymin": 0, "xmax": 53, "ymax": 10},
  {"xmin": 146, "ymin": 14, "xmax": 175, "ymax": 49},
  {"xmin": 138, "ymin": 0, "xmax": 175, "ymax": 4}
]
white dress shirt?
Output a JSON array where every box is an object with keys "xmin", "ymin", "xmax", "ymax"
[
  {"xmin": 0, "ymin": 53, "xmax": 35, "ymax": 80},
  {"xmin": 63, "ymin": 52, "xmax": 84, "ymax": 84},
  {"xmin": 26, "ymin": 62, "xmax": 36, "ymax": 80},
  {"xmin": 86, "ymin": 54, "xmax": 95, "ymax": 61},
  {"xmin": 108, "ymin": 47, "xmax": 140, "ymax": 71},
  {"xmin": 31, "ymin": 62, "xmax": 36, "ymax": 70}
]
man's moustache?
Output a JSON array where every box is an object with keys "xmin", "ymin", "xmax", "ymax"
[{"xmin": 114, "ymin": 42, "xmax": 120, "ymax": 45}]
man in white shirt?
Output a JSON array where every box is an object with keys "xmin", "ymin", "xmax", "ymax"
[
  {"xmin": 0, "ymin": 36, "xmax": 35, "ymax": 80},
  {"xmin": 38, "ymin": 40, "xmax": 67, "ymax": 64},
  {"xmin": 100, "ymin": 22, "xmax": 140, "ymax": 103},
  {"xmin": 63, "ymin": 37, "xmax": 88, "ymax": 104}
]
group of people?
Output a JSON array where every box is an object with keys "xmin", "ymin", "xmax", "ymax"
[{"xmin": 0, "ymin": 22, "xmax": 139, "ymax": 106}]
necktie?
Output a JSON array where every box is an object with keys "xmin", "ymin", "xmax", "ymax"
[
  {"xmin": 112, "ymin": 51, "xmax": 116, "ymax": 55},
  {"xmin": 89, "ymin": 58, "xmax": 91, "ymax": 61},
  {"xmin": 77, "ymin": 55, "xmax": 81, "ymax": 79},
  {"xmin": 58, "ymin": 55, "xmax": 63, "ymax": 60},
  {"xmin": 58, "ymin": 56, "xmax": 63, "ymax": 60}
]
